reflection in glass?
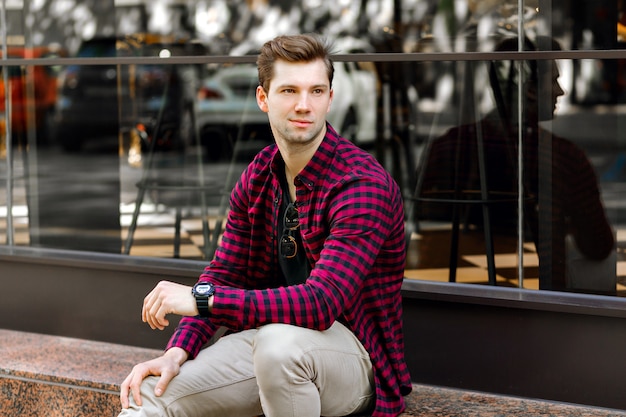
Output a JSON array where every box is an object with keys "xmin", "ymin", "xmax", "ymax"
[
  {"xmin": 410, "ymin": 36, "xmax": 619, "ymax": 295},
  {"xmin": 0, "ymin": 0, "xmax": 625, "ymax": 297}
]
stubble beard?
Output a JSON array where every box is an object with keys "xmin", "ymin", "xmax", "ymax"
[{"xmin": 276, "ymin": 123, "xmax": 324, "ymax": 149}]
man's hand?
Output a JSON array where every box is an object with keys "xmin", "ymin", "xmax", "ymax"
[
  {"xmin": 120, "ymin": 347, "xmax": 189, "ymax": 409},
  {"xmin": 142, "ymin": 281, "xmax": 198, "ymax": 330}
]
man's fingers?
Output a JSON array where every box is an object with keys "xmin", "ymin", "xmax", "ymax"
[
  {"xmin": 120, "ymin": 363, "xmax": 153, "ymax": 408},
  {"xmin": 142, "ymin": 287, "xmax": 160, "ymax": 324},
  {"xmin": 142, "ymin": 282, "xmax": 177, "ymax": 330},
  {"xmin": 142, "ymin": 290, "xmax": 153, "ymax": 323},
  {"xmin": 120, "ymin": 373, "xmax": 132, "ymax": 408},
  {"xmin": 120, "ymin": 349, "xmax": 187, "ymax": 408},
  {"xmin": 155, "ymin": 369, "xmax": 176, "ymax": 397},
  {"xmin": 152, "ymin": 299, "xmax": 171, "ymax": 329},
  {"xmin": 146, "ymin": 298, "xmax": 169, "ymax": 330},
  {"xmin": 130, "ymin": 372, "xmax": 144, "ymax": 407},
  {"xmin": 120, "ymin": 371, "xmax": 144, "ymax": 408}
]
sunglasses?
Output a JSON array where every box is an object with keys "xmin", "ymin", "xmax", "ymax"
[{"xmin": 280, "ymin": 202, "xmax": 299, "ymax": 259}]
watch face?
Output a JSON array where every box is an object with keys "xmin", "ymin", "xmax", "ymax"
[{"xmin": 195, "ymin": 283, "xmax": 213, "ymax": 295}]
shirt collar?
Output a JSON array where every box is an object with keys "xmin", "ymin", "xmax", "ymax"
[{"xmin": 269, "ymin": 122, "xmax": 341, "ymax": 191}]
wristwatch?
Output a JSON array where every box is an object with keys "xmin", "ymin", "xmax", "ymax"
[{"xmin": 191, "ymin": 282, "xmax": 215, "ymax": 317}]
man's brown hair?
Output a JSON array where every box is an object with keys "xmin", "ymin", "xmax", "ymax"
[{"xmin": 257, "ymin": 34, "xmax": 334, "ymax": 93}]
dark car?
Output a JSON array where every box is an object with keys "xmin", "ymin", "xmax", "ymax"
[{"xmin": 54, "ymin": 34, "xmax": 206, "ymax": 152}]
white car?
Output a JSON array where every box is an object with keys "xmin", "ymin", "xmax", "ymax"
[
  {"xmin": 195, "ymin": 63, "xmax": 269, "ymax": 161},
  {"xmin": 195, "ymin": 37, "xmax": 379, "ymax": 161},
  {"xmin": 326, "ymin": 36, "xmax": 379, "ymax": 146}
]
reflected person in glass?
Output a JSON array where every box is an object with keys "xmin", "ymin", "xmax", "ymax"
[
  {"xmin": 118, "ymin": 34, "xmax": 411, "ymax": 417},
  {"xmin": 415, "ymin": 36, "xmax": 615, "ymax": 293}
]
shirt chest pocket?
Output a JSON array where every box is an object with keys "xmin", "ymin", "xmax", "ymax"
[{"xmin": 300, "ymin": 225, "xmax": 328, "ymax": 258}]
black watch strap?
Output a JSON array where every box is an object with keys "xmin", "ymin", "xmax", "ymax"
[{"xmin": 195, "ymin": 295, "xmax": 210, "ymax": 317}]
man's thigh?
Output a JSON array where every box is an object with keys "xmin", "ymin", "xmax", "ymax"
[
  {"xmin": 122, "ymin": 329, "xmax": 263, "ymax": 417},
  {"xmin": 254, "ymin": 322, "xmax": 374, "ymax": 417}
]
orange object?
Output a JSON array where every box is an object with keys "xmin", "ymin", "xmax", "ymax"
[{"xmin": 0, "ymin": 46, "xmax": 66, "ymax": 142}]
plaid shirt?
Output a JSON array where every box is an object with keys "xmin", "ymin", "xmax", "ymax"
[{"xmin": 167, "ymin": 124, "xmax": 412, "ymax": 416}]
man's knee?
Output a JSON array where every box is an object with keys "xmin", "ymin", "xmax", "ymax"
[
  {"xmin": 253, "ymin": 324, "xmax": 305, "ymax": 360},
  {"xmin": 119, "ymin": 377, "xmax": 161, "ymax": 417},
  {"xmin": 253, "ymin": 324, "xmax": 311, "ymax": 376}
]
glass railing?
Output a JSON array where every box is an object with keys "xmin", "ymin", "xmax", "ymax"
[{"xmin": 1, "ymin": 0, "xmax": 625, "ymax": 297}]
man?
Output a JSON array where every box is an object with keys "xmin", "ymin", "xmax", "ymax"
[
  {"xmin": 416, "ymin": 36, "xmax": 614, "ymax": 291},
  {"xmin": 119, "ymin": 34, "xmax": 411, "ymax": 417}
]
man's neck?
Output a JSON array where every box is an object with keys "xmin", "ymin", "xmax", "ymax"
[
  {"xmin": 278, "ymin": 128, "xmax": 326, "ymax": 188},
  {"xmin": 283, "ymin": 146, "xmax": 314, "ymax": 202}
]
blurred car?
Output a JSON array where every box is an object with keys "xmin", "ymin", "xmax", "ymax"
[
  {"xmin": 195, "ymin": 37, "xmax": 379, "ymax": 161},
  {"xmin": 195, "ymin": 63, "xmax": 270, "ymax": 161},
  {"xmin": 327, "ymin": 36, "xmax": 379, "ymax": 146},
  {"xmin": 0, "ymin": 46, "xmax": 66, "ymax": 147},
  {"xmin": 54, "ymin": 34, "xmax": 206, "ymax": 152}
]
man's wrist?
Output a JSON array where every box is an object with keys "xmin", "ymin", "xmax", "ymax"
[
  {"xmin": 191, "ymin": 282, "xmax": 215, "ymax": 317},
  {"xmin": 165, "ymin": 347, "xmax": 189, "ymax": 366}
]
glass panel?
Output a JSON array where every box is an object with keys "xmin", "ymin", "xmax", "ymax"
[
  {"xmin": 407, "ymin": 52, "xmax": 625, "ymax": 295},
  {"xmin": 547, "ymin": 57, "xmax": 625, "ymax": 295},
  {"xmin": 407, "ymin": 56, "xmax": 526, "ymax": 288},
  {"xmin": 0, "ymin": 0, "xmax": 625, "ymax": 297},
  {"xmin": 118, "ymin": 58, "xmax": 257, "ymax": 260}
]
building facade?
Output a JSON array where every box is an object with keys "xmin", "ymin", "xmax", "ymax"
[{"xmin": 1, "ymin": 0, "xmax": 626, "ymax": 409}]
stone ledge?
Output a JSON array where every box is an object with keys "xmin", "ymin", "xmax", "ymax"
[
  {"xmin": 1, "ymin": 329, "xmax": 625, "ymax": 417},
  {"xmin": 0, "ymin": 329, "xmax": 161, "ymax": 417},
  {"xmin": 400, "ymin": 384, "xmax": 626, "ymax": 416}
]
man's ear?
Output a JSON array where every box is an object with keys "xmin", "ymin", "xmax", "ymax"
[
  {"xmin": 327, "ymin": 88, "xmax": 334, "ymax": 114},
  {"xmin": 256, "ymin": 86, "xmax": 269, "ymax": 113}
]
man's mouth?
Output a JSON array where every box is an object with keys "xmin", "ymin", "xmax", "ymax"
[{"xmin": 291, "ymin": 119, "xmax": 312, "ymax": 128}]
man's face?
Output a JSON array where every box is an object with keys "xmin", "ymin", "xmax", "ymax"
[
  {"xmin": 526, "ymin": 61, "xmax": 565, "ymax": 123},
  {"xmin": 256, "ymin": 58, "xmax": 333, "ymax": 147}
]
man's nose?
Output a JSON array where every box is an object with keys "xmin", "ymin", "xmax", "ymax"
[
  {"xmin": 295, "ymin": 93, "xmax": 311, "ymax": 111},
  {"xmin": 555, "ymin": 81, "xmax": 565, "ymax": 97}
]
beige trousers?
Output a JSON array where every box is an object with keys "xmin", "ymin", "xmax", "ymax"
[{"xmin": 119, "ymin": 321, "xmax": 375, "ymax": 417}]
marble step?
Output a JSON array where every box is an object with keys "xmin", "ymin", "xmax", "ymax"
[
  {"xmin": 0, "ymin": 329, "xmax": 160, "ymax": 417},
  {"xmin": 1, "ymin": 328, "xmax": 625, "ymax": 417}
]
